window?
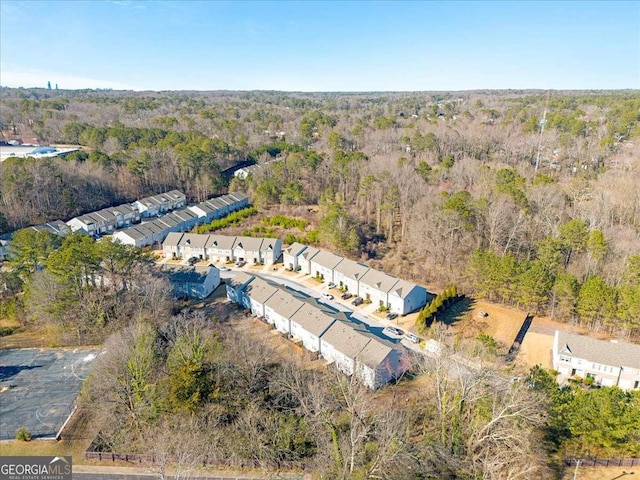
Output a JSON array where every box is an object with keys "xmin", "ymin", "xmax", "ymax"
[{"xmin": 559, "ymin": 356, "xmax": 572, "ymax": 363}]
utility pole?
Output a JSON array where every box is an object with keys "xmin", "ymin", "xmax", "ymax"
[{"xmin": 534, "ymin": 90, "xmax": 551, "ymax": 173}]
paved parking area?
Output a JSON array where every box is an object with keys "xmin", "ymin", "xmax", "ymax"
[{"xmin": 0, "ymin": 348, "xmax": 100, "ymax": 440}]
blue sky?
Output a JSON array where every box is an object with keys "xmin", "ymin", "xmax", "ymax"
[{"xmin": 1, "ymin": 0, "xmax": 638, "ymax": 91}]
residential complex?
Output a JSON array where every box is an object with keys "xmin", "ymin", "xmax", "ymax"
[
  {"xmin": 162, "ymin": 233, "xmax": 282, "ymax": 266},
  {"xmin": 226, "ymin": 273, "xmax": 413, "ymax": 389},
  {"xmin": 283, "ymin": 243, "xmax": 428, "ymax": 315}
]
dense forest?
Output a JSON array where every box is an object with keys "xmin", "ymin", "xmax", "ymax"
[{"xmin": 1, "ymin": 87, "xmax": 638, "ymax": 338}]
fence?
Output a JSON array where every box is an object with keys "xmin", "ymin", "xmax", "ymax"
[
  {"xmin": 84, "ymin": 452, "xmax": 303, "ymax": 472},
  {"xmin": 564, "ymin": 458, "xmax": 640, "ymax": 468}
]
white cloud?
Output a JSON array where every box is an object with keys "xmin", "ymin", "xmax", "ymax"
[{"xmin": 0, "ymin": 65, "xmax": 140, "ymax": 90}]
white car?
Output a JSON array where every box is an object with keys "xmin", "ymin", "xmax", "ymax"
[
  {"xmin": 321, "ymin": 293, "xmax": 334, "ymax": 301},
  {"xmin": 384, "ymin": 326, "xmax": 404, "ymax": 337}
]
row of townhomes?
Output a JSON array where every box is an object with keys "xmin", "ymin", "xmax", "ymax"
[
  {"xmin": 67, "ymin": 190, "xmax": 186, "ymax": 236},
  {"xmin": 226, "ymin": 272, "xmax": 413, "ymax": 389},
  {"xmin": 113, "ymin": 193, "xmax": 249, "ymax": 248},
  {"xmin": 284, "ymin": 243, "xmax": 428, "ymax": 315},
  {"xmin": 552, "ymin": 330, "xmax": 640, "ymax": 390},
  {"xmin": 162, "ymin": 233, "xmax": 282, "ymax": 266}
]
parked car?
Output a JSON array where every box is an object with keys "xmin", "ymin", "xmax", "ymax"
[
  {"xmin": 386, "ymin": 312, "xmax": 398, "ymax": 320},
  {"xmin": 341, "ymin": 292, "xmax": 353, "ymax": 300},
  {"xmin": 187, "ymin": 257, "xmax": 198, "ymax": 266},
  {"xmin": 351, "ymin": 297, "xmax": 364, "ymax": 306},
  {"xmin": 235, "ymin": 260, "xmax": 246, "ymax": 267},
  {"xmin": 321, "ymin": 293, "xmax": 334, "ymax": 301},
  {"xmin": 385, "ymin": 326, "xmax": 404, "ymax": 337},
  {"xmin": 327, "ymin": 282, "xmax": 336, "ymax": 289},
  {"xmin": 404, "ymin": 333, "xmax": 420, "ymax": 343},
  {"xmin": 218, "ymin": 266, "xmax": 230, "ymax": 272},
  {"xmin": 477, "ymin": 310, "xmax": 489, "ymax": 318}
]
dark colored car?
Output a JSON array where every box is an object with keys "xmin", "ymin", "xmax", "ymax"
[
  {"xmin": 386, "ymin": 312, "xmax": 398, "ymax": 320},
  {"xmin": 187, "ymin": 257, "xmax": 198, "ymax": 265},
  {"xmin": 341, "ymin": 292, "xmax": 353, "ymax": 300},
  {"xmin": 351, "ymin": 297, "xmax": 364, "ymax": 306}
]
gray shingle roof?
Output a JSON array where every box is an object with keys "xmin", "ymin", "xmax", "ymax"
[
  {"xmin": 321, "ymin": 321, "xmax": 372, "ymax": 359},
  {"xmin": 311, "ymin": 250, "xmax": 344, "ymax": 270},
  {"xmin": 179, "ymin": 233, "xmax": 209, "ymax": 249},
  {"xmin": 227, "ymin": 272, "xmax": 255, "ymax": 289},
  {"xmin": 244, "ymin": 276, "xmax": 279, "ymax": 304},
  {"xmin": 334, "ymin": 258, "xmax": 369, "ymax": 280},
  {"xmin": 234, "ymin": 236, "xmax": 265, "ymax": 252},
  {"xmin": 356, "ymin": 338, "xmax": 394, "ymax": 369},
  {"xmin": 290, "ymin": 303, "xmax": 337, "ymax": 337},
  {"xmin": 285, "ymin": 242, "xmax": 308, "ymax": 257},
  {"xmin": 360, "ymin": 269, "xmax": 400, "ymax": 293},
  {"xmin": 163, "ymin": 232, "xmax": 184, "ymax": 247},
  {"xmin": 556, "ymin": 330, "xmax": 640, "ymax": 369},
  {"xmin": 161, "ymin": 264, "xmax": 213, "ymax": 284},
  {"xmin": 265, "ymin": 289, "xmax": 305, "ymax": 318}
]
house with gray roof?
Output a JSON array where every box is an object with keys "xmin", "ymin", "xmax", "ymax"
[
  {"xmin": 553, "ymin": 330, "xmax": 640, "ymax": 390},
  {"xmin": 289, "ymin": 302, "xmax": 337, "ymax": 352},
  {"xmin": 358, "ymin": 269, "xmax": 401, "ymax": 310},
  {"xmin": 283, "ymin": 242, "xmax": 308, "ymax": 271},
  {"xmin": 161, "ymin": 264, "xmax": 220, "ymax": 299},
  {"xmin": 297, "ymin": 246, "xmax": 320, "ymax": 275},
  {"xmin": 333, "ymin": 258, "xmax": 369, "ymax": 296},
  {"xmin": 356, "ymin": 338, "xmax": 412, "ymax": 389},
  {"xmin": 310, "ymin": 250, "xmax": 343, "ymax": 283},
  {"xmin": 225, "ymin": 271, "xmax": 256, "ymax": 306},
  {"xmin": 242, "ymin": 276, "xmax": 279, "ymax": 317},
  {"xmin": 205, "ymin": 235, "xmax": 238, "ymax": 263},
  {"xmin": 264, "ymin": 288, "xmax": 305, "ymax": 334},
  {"xmin": 387, "ymin": 279, "xmax": 428, "ymax": 315},
  {"xmin": 319, "ymin": 321, "xmax": 372, "ymax": 376},
  {"xmin": 178, "ymin": 233, "xmax": 210, "ymax": 260}
]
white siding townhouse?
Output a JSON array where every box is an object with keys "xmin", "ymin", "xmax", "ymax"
[
  {"xmin": 225, "ymin": 273, "xmax": 412, "ymax": 389},
  {"xmin": 553, "ymin": 330, "xmax": 640, "ymax": 390},
  {"xmin": 133, "ymin": 190, "xmax": 186, "ymax": 217},
  {"xmin": 310, "ymin": 250, "xmax": 343, "ymax": 283},
  {"xmin": 178, "ymin": 233, "xmax": 209, "ymax": 260},
  {"xmin": 285, "ymin": 245, "xmax": 428, "ymax": 315},
  {"xmin": 297, "ymin": 246, "xmax": 320, "ymax": 275},
  {"xmin": 358, "ymin": 269, "xmax": 402, "ymax": 310},
  {"xmin": 333, "ymin": 258, "xmax": 369, "ymax": 296},
  {"xmin": 283, "ymin": 242, "xmax": 308, "ymax": 271},
  {"xmin": 233, "ymin": 236, "xmax": 282, "ymax": 265},
  {"xmin": 319, "ymin": 322, "xmax": 373, "ymax": 377},
  {"xmin": 31, "ymin": 220, "xmax": 71, "ymax": 236},
  {"xmin": 355, "ymin": 340, "xmax": 412, "ymax": 390},
  {"xmin": 162, "ymin": 234, "xmax": 281, "ymax": 265},
  {"xmin": 387, "ymin": 279, "xmax": 428, "ymax": 316},
  {"xmin": 264, "ymin": 288, "xmax": 305, "ymax": 334},
  {"xmin": 289, "ymin": 302, "xmax": 337, "ymax": 353},
  {"xmin": 160, "ymin": 264, "xmax": 220, "ymax": 299},
  {"xmin": 205, "ymin": 235, "xmax": 239, "ymax": 263},
  {"xmin": 242, "ymin": 276, "xmax": 279, "ymax": 317}
]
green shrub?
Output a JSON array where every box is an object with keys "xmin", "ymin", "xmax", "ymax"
[{"xmin": 16, "ymin": 427, "xmax": 31, "ymax": 442}]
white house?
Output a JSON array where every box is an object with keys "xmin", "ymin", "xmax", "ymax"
[
  {"xmin": 297, "ymin": 246, "xmax": 320, "ymax": 275},
  {"xmin": 319, "ymin": 322, "xmax": 371, "ymax": 376},
  {"xmin": 178, "ymin": 233, "xmax": 209, "ymax": 260},
  {"xmin": 283, "ymin": 243, "xmax": 308, "ymax": 271},
  {"xmin": 233, "ymin": 164, "xmax": 260, "ymax": 180},
  {"xmin": 163, "ymin": 232, "xmax": 183, "ymax": 258},
  {"xmin": 333, "ymin": 258, "xmax": 369, "ymax": 296},
  {"xmin": 553, "ymin": 330, "xmax": 640, "ymax": 390},
  {"xmin": 133, "ymin": 190, "xmax": 186, "ymax": 217},
  {"xmin": 170, "ymin": 209, "xmax": 200, "ymax": 230},
  {"xmin": 358, "ymin": 269, "xmax": 400, "ymax": 309},
  {"xmin": 355, "ymin": 340, "xmax": 412, "ymax": 389},
  {"xmin": 31, "ymin": 220, "xmax": 71, "ymax": 236},
  {"xmin": 205, "ymin": 235, "xmax": 238, "ymax": 263},
  {"xmin": 289, "ymin": 302, "xmax": 337, "ymax": 352},
  {"xmin": 161, "ymin": 264, "xmax": 220, "ymax": 299},
  {"xmin": 112, "ymin": 225, "xmax": 156, "ymax": 247},
  {"xmin": 264, "ymin": 288, "xmax": 305, "ymax": 333},
  {"xmin": 309, "ymin": 250, "xmax": 343, "ymax": 283},
  {"xmin": 233, "ymin": 236, "xmax": 282, "ymax": 265},
  {"xmin": 387, "ymin": 279, "xmax": 428, "ymax": 315},
  {"xmin": 242, "ymin": 276, "xmax": 279, "ymax": 317}
]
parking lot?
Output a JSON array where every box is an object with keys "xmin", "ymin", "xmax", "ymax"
[{"xmin": 0, "ymin": 348, "xmax": 100, "ymax": 440}]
